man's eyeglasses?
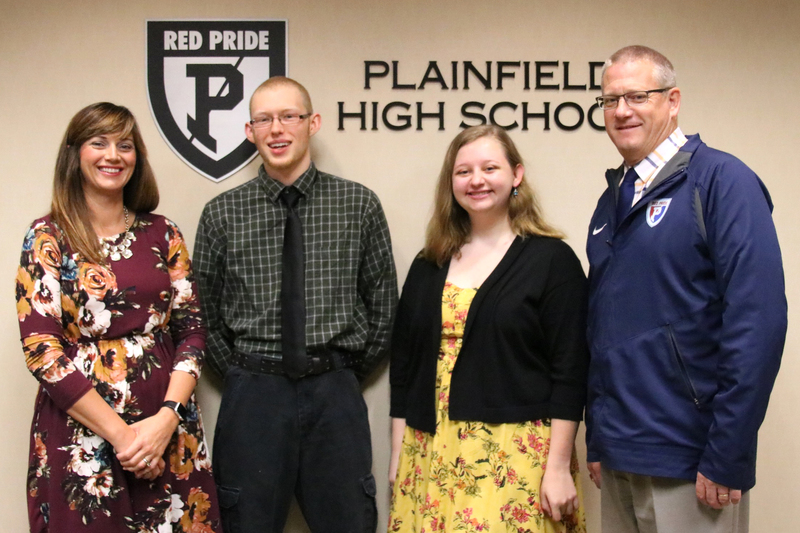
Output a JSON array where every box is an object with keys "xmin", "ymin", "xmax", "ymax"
[
  {"xmin": 249, "ymin": 113, "xmax": 312, "ymax": 128},
  {"xmin": 596, "ymin": 88, "xmax": 673, "ymax": 110}
]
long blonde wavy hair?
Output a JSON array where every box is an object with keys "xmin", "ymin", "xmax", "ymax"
[{"xmin": 421, "ymin": 125, "xmax": 563, "ymax": 266}]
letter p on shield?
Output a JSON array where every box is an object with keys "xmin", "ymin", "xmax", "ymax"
[{"xmin": 186, "ymin": 63, "xmax": 244, "ymax": 152}]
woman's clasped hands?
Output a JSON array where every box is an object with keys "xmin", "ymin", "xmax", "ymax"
[{"xmin": 115, "ymin": 409, "xmax": 179, "ymax": 480}]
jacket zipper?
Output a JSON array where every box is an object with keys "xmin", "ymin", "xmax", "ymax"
[{"xmin": 667, "ymin": 324, "xmax": 702, "ymax": 409}]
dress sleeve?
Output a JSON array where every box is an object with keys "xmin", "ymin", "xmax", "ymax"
[
  {"xmin": 16, "ymin": 221, "xmax": 94, "ymax": 411},
  {"xmin": 354, "ymin": 193, "xmax": 398, "ymax": 380},
  {"xmin": 163, "ymin": 218, "xmax": 207, "ymax": 381}
]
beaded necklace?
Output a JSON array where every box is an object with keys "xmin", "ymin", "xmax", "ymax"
[{"xmin": 100, "ymin": 206, "xmax": 135, "ymax": 261}]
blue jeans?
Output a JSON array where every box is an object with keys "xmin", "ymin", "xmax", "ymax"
[{"xmin": 212, "ymin": 365, "xmax": 377, "ymax": 533}]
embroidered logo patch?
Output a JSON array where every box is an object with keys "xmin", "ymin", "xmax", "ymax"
[{"xmin": 646, "ymin": 199, "xmax": 672, "ymax": 227}]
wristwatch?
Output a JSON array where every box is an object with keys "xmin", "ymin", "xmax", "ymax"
[{"xmin": 162, "ymin": 400, "xmax": 187, "ymax": 421}]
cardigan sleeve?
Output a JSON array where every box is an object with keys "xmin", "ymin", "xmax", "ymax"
[
  {"xmin": 388, "ymin": 256, "xmax": 426, "ymax": 418},
  {"xmin": 539, "ymin": 242, "xmax": 590, "ymax": 421},
  {"xmin": 388, "ymin": 297, "xmax": 411, "ymax": 417}
]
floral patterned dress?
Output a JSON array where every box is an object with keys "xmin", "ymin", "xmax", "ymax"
[
  {"xmin": 16, "ymin": 214, "xmax": 221, "ymax": 533},
  {"xmin": 389, "ymin": 282, "xmax": 586, "ymax": 533}
]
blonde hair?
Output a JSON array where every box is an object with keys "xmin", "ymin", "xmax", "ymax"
[
  {"xmin": 249, "ymin": 76, "xmax": 314, "ymax": 114},
  {"xmin": 51, "ymin": 102, "xmax": 159, "ymax": 263},
  {"xmin": 422, "ymin": 125, "xmax": 563, "ymax": 266}
]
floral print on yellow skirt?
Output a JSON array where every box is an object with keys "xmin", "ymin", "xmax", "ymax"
[{"xmin": 389, "ymin": 282, "xmax": 586, "ymax": 533}]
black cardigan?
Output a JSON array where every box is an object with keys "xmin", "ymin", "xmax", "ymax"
[{"xmin": 389, "ymin": 235, "xmax": 589, "ymax": 434}]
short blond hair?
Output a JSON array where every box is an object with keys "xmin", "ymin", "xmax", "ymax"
[{"xmin": 249, "ymin": 76, "xmax": 313, "ymax": 115}]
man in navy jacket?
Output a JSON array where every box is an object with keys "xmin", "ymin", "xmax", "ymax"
[{"xmin": 585, "ymin": 45, "xmax": 786, "ymax": 533}]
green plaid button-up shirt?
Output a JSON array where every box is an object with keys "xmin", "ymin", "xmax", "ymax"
[{"xmin": 194, "ymin": 163, "xmax": 398, "ymax": 379}]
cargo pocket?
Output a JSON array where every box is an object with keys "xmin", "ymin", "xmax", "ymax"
[
  {"xmin": 217, "ymin": 485, "xmax": 241, "ymax": 533},
  {"xmin": 360, "ymin": 473, "xmax": 378, "ymax": 532}
]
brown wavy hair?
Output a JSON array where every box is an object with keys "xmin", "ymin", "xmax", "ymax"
[
  {"xmin": 422, "ymin": 125, "xmax": 563, "ymax": 266},
  {"xmin": 51, "ymin": 102, "xmax": 159, "ymax": 263}
]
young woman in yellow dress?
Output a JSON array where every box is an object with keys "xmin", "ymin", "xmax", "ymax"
[{"xmin": 389, "ymin": 125, "xmax": 588, "ymax": 533}]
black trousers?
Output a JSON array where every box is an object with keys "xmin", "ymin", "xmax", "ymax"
[{"xmin": 212, "ymin": 365, "xmax": 377, "ymax": 533}]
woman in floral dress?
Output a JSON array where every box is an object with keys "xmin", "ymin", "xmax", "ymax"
[
  {"xmin": 389, "ymin": 125, "xmax": 589, "ymax": 532},
  {"xmin": 16, "ymin": 102, "xmax": 220, "ymax": 532}
]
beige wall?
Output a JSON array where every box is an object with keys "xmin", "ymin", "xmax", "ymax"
[{"xmin": 1, "ymin": 1, "xmax": 798, "ymax": 531}]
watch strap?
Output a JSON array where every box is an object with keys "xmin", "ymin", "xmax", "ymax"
[{"xmin": 162, "ymin": 400, "xmax": 187, "ymax": 421}]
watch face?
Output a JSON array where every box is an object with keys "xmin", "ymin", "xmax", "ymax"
[{"xmin": 164, "ymin": 401, "xmax": 186, "ymax": 420}]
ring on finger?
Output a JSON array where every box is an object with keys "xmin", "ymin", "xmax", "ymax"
[
  {"xmin": 718, "ymin": 493, "xmax": 729, "ymax": 500},
  {"xmin": 143, "ymin": 457, "xmax": 151, "ymax": 467}
]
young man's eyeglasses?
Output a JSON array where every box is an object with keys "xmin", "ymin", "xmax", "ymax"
[{"xmin": 249, "ymin": 113, "xmax": 312, "ymax": 128}]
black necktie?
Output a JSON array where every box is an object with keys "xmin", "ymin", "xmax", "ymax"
[
  {"xmin": 280, "ymin": 186, "xmax": 307, "ymax": 379},
  {"xmin": 616, "ymin": 167, "xmax": 638, "ymax": 227}
]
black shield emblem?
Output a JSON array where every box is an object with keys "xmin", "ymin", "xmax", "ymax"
[{"xmin": 147, "ymin": 20, "xmax": 287, "ymax": 182}]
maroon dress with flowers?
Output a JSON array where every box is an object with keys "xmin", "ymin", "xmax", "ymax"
[{"xmin": 16, "ymin": 213, "xmax": 221, "ymax": 533}]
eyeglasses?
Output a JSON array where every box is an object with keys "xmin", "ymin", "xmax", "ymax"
[
  {"xmin": 596, "ymin": 88, "xmax": 673, "ymax": 110},
  {"xmin": 249, "ymin": 113, "xmax": 312, "ymax": 128}
]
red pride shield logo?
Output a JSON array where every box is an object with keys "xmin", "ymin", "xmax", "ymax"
[
  {"xmin": 646, "ymin": 198, "xmax": 672, "ymax": 227},
  {"xmin": 147, "ymin": 20, "xmax": 287, "ymax": 182}
]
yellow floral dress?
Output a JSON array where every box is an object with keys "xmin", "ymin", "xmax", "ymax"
[{"xmin": 389, "ymin": 282, "xmax": 586, "ymax": 533}]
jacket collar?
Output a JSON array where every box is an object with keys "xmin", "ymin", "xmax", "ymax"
[{"xmin": 605, "ymin": 134, "xmax": 704, "ymax": 207}]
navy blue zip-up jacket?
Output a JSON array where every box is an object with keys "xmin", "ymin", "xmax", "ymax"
[{"xmin": 585, "ymin": 134, "xmax": 786, "ymax": 491}]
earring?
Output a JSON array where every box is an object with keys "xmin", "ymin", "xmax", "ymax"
[{"xmin": 512, "ymin": 187, "xmax": 518, "ymax": 197}]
